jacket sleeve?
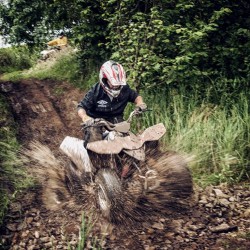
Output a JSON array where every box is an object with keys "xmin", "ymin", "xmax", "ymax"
[
  {"xmin": 127, "ymin": 85, "xmax": 139, "ymax": 102},
  {"xmin": 77, "ymin": 86, "xmax": 95, "ymax": 111}
]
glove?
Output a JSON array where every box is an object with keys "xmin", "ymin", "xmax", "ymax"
[
  {"xmin": 135, "ymin": 103, "xmax": 147, "ymax": 111},
  {"xmin": 84, "ymin": 118, "xmax": 95, "ymax": 127},
  {"xmin": 82, "ymin": 116, "xmax": 95, "ymax": 127}
]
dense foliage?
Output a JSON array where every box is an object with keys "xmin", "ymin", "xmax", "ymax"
[
  {"xmin": 1, "ymin": 0, "xmax": 250, "ymax": 96},
  {"xmin": 0, "ymin": 46, "xmax": 34, "ymax": 73}
]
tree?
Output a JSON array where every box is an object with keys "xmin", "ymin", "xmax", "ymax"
[{"xmin": 1, "ymin": 0, "xmax": 250, "ymax": 97}]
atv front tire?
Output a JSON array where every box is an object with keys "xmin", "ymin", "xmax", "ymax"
[{"xmin": 95, "ymin": 169, "xmax": 122, "ymax": 220}]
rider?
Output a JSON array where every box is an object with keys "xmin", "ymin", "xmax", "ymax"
[{"xmin": 77, "ymin": 60, "xmax": 147, "ymax": 125}]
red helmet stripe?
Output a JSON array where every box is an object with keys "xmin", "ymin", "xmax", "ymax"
[
  {"xmin": 112, "ymin": 69, "xmax": 117, "ymax": 80},
  {"xmin": 117, "ymin": 64, "xmax": 122, "ymax": 81}
]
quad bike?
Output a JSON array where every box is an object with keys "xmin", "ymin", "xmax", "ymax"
[{"xmin": 60, "ymin": 110, "xmax": 193, "ymax": 223}]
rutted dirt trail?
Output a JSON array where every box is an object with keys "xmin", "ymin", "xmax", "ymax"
[
  {"xmin": 0, "ymin": 79, "xmax": 249, "ymax": 250},
  {"xmin": 5, "ymin": 79, "xmax": 82, "ymax": 147}
]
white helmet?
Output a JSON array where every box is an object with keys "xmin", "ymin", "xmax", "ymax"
[{"xmin": 99, "ymin": 60, "xmax": 127, "ymax": 97}]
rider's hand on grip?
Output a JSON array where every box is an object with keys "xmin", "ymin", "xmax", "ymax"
[
  {"xmin": 135, "ymin": 103, "xmax": 147, "ymax": 112},
  {"xmin": 82, "ymin": 116, "xmax": 95, "ymax": 127}
]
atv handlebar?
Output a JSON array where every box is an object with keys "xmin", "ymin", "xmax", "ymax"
[
  {"xmin": 81, "ymin": 109, "xmax": 150, "ymax": 132},
  {"xmin": 127, "ymin": 109, "xmax": 143, "ymax": 123}
]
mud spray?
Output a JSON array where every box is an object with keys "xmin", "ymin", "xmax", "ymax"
[{"xmin": 20, "ymin": 140, "xmax": 194, "ymax": 228}]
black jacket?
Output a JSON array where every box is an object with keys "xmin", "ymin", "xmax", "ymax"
[{"xmin": 77, "ymin": 83, "xmax": 138, "ymax": 123}]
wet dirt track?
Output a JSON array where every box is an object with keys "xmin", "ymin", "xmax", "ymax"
[{"xmin": 0, "ymin": 79, "xmax": 249, "ymax": 250}]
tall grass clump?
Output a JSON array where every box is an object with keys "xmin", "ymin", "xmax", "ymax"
[
  {"xmin": 68, "ymin": 213, "xmax": 102, "ymax": 250},
  {"xmin": 137, "ymin": 88, "xmax": 250, "ymax": 186},
  {"xmin": 0, "ymin": 94, "xmax": 33, "ymax": 225}
]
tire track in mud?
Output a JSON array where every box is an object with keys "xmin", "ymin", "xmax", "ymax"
[
  {"xmin": 1, "ymin": 79, "xmax": 249, "ymax": 250},
  {"xmin": 3, "ymin": 79, "xmax": 81, "ymax": 149}
]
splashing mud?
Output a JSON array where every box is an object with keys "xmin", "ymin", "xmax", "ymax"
[
  {"xmin": 20, "ymin": 141, "xmax": 94, "ymax": 212},
  {"xmin": 20, "ymin": 140, "xmax": 194, "ymax": 227}
]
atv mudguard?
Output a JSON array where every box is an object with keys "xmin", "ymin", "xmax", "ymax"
[
  {"xmin": 87, "ymin": 123, "xmax": 166, "ymax": 155},
  {"xmin": 59, "ymin": 136, "xmax": 93, "ymax": 173}
]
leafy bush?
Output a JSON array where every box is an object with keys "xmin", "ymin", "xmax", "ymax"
[
  {"xmin": 1, "ymin": 1, "xmax": 250, "ymax": 98},
  {"xmin": 101, "ymin": 2, "xmax": 250, "ymax": 97},
  {"xmin": 0, "ymin": 46, "xmax": 34, "ymax": 74}
]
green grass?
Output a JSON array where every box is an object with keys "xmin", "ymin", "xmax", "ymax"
[
  {"xmin": 136, "ymin": 89, "xmax": 250, "ymax": 186},
  {"xmin": 1, "ymin": 48, "xmax": 99, "ymax": 91},
  {"xmin": 0, "ymin": 94, "xmax": 33, "ymax": 225},
  {"xmin": 67, "ymin": 213, "xmax": 102, "ymax": 250}
]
